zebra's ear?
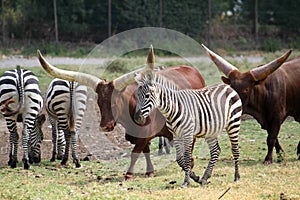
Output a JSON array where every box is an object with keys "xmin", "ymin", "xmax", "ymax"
[
  {"xmin": 145, "ymin": 71, "xmax": 154, "ymax": 82},
  {"xmin": 134, "ymin": 72, "xmax": 143, "ymax": 85}
]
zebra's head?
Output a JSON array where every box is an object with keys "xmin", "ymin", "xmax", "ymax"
[
  {"xmin": 134, "ymin": 72, "xmax": 159, "ymax": 125},
  {"xmin": 29, "ymin": 114, "xmax": 46, "ymax": 164}
]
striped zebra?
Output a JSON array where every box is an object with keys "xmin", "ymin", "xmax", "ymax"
[
  {"xmin": 45, "ymin": 78, "xmax": 87, "ymax": 168},
  {"xmin": 0, "ymin": 66, "xmax": 45, "ymax": 169},
  {"xmin": 134, "ymin": 72, "xmax": 242, "ymax": 187}
]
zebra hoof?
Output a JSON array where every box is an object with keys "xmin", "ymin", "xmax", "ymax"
[
  {"xmin": 57, "ymin": 155, "xmax": 63, "ymax": 160},
  {"xmin": 199, "ymin": 179, "xmax": 208, "ymax": 185},
  {"xmin": 61, "ymin": 159, "xmax": 67, "ymax": 165},
  {"xmin": 10, "ymin": 161, "xmax": 18, "ymax": 168},
  {"xmin": 234, "ymin": 173, "xmax": 240, "ymax": 182},
  {"xmin": 181, "ymin": 182, "xmax": 189, "ymax": 188},
  {"xmin": 24, "ymin": 163, "xmax": 30, "ymax": 170},
  {"xmin": 74, "ymin": 160, "xmax": 81, "ymax": 168},
  {"xmin": 50, "ymin": 157, "xmax": 56, "ymax": 162}
]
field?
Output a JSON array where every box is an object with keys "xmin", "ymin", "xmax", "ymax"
[{"xmin": 0, "ymin": 52, "xmax": 299, "ymax": 199}]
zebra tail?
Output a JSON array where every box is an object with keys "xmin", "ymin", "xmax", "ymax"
[
  {"xmin": 69, "ymin": 82, "xmax": 76, "ymax": 132},
  {"xmin": 3, "ymin": 67, "xmax": 24, "ymax": 116}
]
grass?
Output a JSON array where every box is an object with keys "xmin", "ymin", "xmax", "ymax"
[
  {"xmin": 0, "ymin": 119, "xmax": 299, "ymax": 200},
  {"xmin": 0, "ymin": 54, "xmax": 299, "ymax": 199}
]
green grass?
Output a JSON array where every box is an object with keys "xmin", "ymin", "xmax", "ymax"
[{"xmin": 0, "ymin": 119, "xmax": 299, "ymax": 200}]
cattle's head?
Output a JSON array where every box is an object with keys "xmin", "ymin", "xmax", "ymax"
[
  {"xmin": 201, "ymin": 44, "xmax": 292, "ymax": 105},
  {"xmin": 29, "ymin": 114, "xmax": 46, "ymax": 164},
  {"xmin": 37, "ymin": 46, "xmax": 155, "ymax": 132}
]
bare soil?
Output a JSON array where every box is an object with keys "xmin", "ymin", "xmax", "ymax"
[{"xmin": 0, "ymin": 92, "xmax": 132, "ymax": 167}]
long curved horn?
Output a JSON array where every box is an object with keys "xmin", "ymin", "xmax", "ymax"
[
  {"xmin": 201, "ymin": 44, "xmax": 238, "ymax": 77},
  {"xmin": 250, "ymin": 49, "xmax": 292, "ymax": 81},
  {"xmin": 37, "ymin": 50, "xmax": 102, "ymax": 91},
  {"xmin": 114, "ymin": 45, "xmax": 155, "ymax": 91}
]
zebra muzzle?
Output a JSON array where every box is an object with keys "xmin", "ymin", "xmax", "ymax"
[{"xmin": 134, "ymin": 110, "xmax": 146, "ymax": 125}]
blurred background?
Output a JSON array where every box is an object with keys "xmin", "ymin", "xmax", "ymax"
[{"xmin": 1, "ymin": 0, "xmax": 299, "ymax": 56}]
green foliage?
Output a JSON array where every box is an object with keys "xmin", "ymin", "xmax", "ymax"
[{"xmin": 261, "ymin": 38, "xmax": 282, "ymax": 52}]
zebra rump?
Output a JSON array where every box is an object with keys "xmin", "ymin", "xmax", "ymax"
[
  {"xmin": 0, "ymin": 66, "xmax": 45, "ymax": 169},
  {"xmin": 46, "ymin": 78, "xmax": 87, "ymax": 168}
]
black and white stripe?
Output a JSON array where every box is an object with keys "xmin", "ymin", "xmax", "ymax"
[
  {"xmin": 135, "ymin": 73, "xmax": 242, "ymax": 187},
  {"xmin": 45, "ymin": 78, "xmax": 87, "ymax": 168},
  {"xmin": 0, "ymin": 67, "xmax": 45, "ymax": 169}
]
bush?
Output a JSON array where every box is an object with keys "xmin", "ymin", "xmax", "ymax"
[{"xmin": 261, "ymin": 38, "xmax": 282, "ymax": 52}]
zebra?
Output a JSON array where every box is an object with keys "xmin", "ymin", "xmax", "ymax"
[
  {"xmin": 134, "ymin": 72, "xmax": 242, "ymax": 187},
  {"xmin": 0, "ymin": 66, "xmax": 45, "ymax": 169},
  {"xmin": 45, "ymin": 78, "xmax": 87, "ymax": 168}
]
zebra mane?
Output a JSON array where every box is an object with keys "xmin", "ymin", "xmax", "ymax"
[{"xmin": 135, "ymin": 70, "xmax": 179, "ymax": 90}]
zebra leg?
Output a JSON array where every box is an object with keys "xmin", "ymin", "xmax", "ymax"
[
  {"xmin": 61, "ymin": 129, "xmax": 71, "ymax": 166},
  {"xmin": 70, "ymin": 130, "xmax": 81, "ymax": 168},
  {"xmin": 189, "ymin": 138, "xmax": 200, "ymax": 183},
  {"xmin": 22, "ymin": 125, "xmax": 30, "ymax": 170},
  {"xmin": 57, "ymin": 130, "xmax": 66, "ymax": 160},
  {"xmin": 229, "ymin": 135, "xmax": 240, "ymax": 182},
  {"xmin": 8, "ymin": 130, "xmax": 19, "ymax": 168},
  {"xmin": 174, "ymin": 137, "xmax": 193, "ymax": 188},
  {"xmin": 200, "ymin": 138, "xmax": 221, "ymax": 185},
  {"xmin": 49, "ymin": 117, "xmax": 58, "ymax": 162}
]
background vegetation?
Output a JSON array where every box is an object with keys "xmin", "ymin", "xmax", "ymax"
[{"xmin": 1, "ymin": 0, "xmax": 300, "ymax": 56}]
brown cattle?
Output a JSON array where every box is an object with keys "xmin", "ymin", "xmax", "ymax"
[
  {"xmin": 202, "ymin": 44, "xmax": 300, "ymax": 163},
  {"xmin": 37, "ymin": 47, "xmax": 205, "ymax": 178}
]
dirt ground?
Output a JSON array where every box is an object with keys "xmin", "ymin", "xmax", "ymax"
[{"xmin": 0, "ymin": 92, "xmax": 132, "ymax": 167}]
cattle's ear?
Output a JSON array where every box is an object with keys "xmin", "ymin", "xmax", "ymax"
[{"xmin": 221, "ymin": 76, "xmax": 231, "ymax": 85}]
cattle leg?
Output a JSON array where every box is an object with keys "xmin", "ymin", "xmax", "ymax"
[
  {"xmin": 125, "ymin": 138, "xmax": 148, "ymax": 180},
  {"xmin": 143, "ymin": 142, "xmax": 155, "ymax": 177},
  {"xmin": 158, "ymin": 137, "xmax": 163, "ymax": 155},
  {"xmin": 264, "ymin": 126, "xmax": 280, "ymax": 164},
  {"xmin": 297, "ymin": 141, "xmax": 300, "ymax": 160},
  {"xmin": 274, "ymin": 139, "xmax": 285, "ymax": 162}
]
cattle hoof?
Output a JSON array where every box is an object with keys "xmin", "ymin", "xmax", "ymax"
[
  {"xmin": 263, "ymin": 160, "xmax": 272, "ymax": 165},
  {"xmin": 124, "ymin": 173, "xmax": 134, "ymax": 180},
  {"xmin": 277, "ymin": 152, "xmax": 285, "ymax": 163},
  {"xmin": 145, "ymin": 171, "xmax": 155, "ymax": 177}
]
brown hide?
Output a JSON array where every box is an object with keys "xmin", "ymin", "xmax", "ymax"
[{"xmin": 222, "ymin": 56, "xmax": 300, "ymax": 163}]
